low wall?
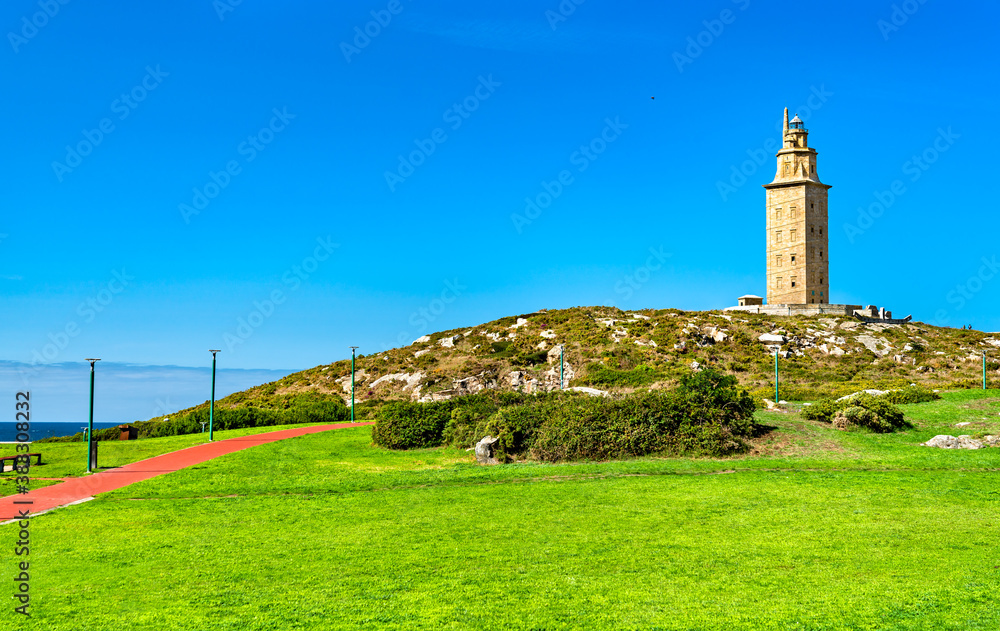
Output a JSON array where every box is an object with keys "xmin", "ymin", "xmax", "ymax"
[{"xmin": 723, "ymin": 304, "xmax": 863, "ymax": 317}]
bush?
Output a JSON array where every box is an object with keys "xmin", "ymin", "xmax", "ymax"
[
  {"xmin": 532, "ymin": 371, "xmax": 756, "ymax": 461},
  {"xmin": 582, "ymin": 364, "xmax": 660, "ymax": 388},
  {"xmin": 801, "ymin": 399, "xmax": 841, "ymax": 423},
  {"xmin": 803, "ymin": 394, "xmax": 907, "ymax": 433},
  {"xmin": 371, "ymin": 401, "xmax": 453, "ymax": 449},
  {"xmin": 374, "ymin": 369, "xmax": 757, "ymax": 461},
  {"xmin": 883, "ymin": 386, "xmax": 941, "ymax": 405},
  {"xmin": 834, "ymin": 394, "xmax": 906, "ymax": 432}
]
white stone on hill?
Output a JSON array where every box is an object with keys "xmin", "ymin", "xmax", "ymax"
[
  {"xmin": 413, "ymin": 335, "xmax": 431, "ymax": 344},
  {"xmin": 567, "ymin": 387, "xmax": 609, "ymax": 397},
  {"xmin": 836, "ymin": 389, "xmax": 888, "ymax": 402},
  {"xmin": 511, "ymin": 318, "xmax": 529, "ymax": 328},
  {"xmin": 855, "ymin": 334, "xmax": 891, "ymax": 357},
  {"xmin": 439, "ymin": 335, "xmax": 461, "ymax": 348},
  {"xmin": 540, "ymin": 330, "xmax": 556, "ymax": 339},
  {"xmin": 758, "ymin": 333, "xmax": 787, "ymax": 343},
  {"xmin": 370, "ymin": 372, "xmax": 425, "ymax": 391},
  {"xmin": 921, "ymin": 435, "xmax": 987, "ymax": 449}
]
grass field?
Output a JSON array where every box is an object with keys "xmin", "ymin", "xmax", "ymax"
[{"xmin": 6, "ymin": 391, "xmax": 1000, "ymax": 630}]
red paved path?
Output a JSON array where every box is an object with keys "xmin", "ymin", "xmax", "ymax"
[{"xmin": 0, "ymin": 422, "xmax": 373, "ymax": 520}]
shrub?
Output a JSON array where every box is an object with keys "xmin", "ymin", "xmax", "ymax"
[
  {"xmin": 531, "ymin": 374, "xmax": 756, "ymax": 462},
  {"xmin": 583, "ymin": 364, "xmax": 660, "ymax": 388},
  {"xmin": 834, "ymin": 394, "xmax": 906, "ymax": 432},
  {"xmin": 375, "ymin": 369, "xmax": 757, "ymax": 461},
  {"xmin": 371, "ymin": 400, "xmax": 453, "ymax": 449},
  {"xmin": 803, "ymin": 394, "xmax": 907, "ymax": 433},
  {"xmin": 801, "ymin": 399, "xmax": 841, "ymax": 423},
  {"xmin": 883, "ymin": 386, "xmax": 941, "ymax": 405}
]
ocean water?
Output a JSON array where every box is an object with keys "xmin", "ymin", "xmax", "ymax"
[{"xmin": 0, "ymin": 422, "xmax": 121, "ymax": 443}]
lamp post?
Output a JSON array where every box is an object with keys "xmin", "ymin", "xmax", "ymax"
[
  {"xmin": 774, "ymin": 349, "xmax": 779, "ymax": 402},
  {"xmin": 560, "ymin": 345, "xmax": 565, "ymax": 390},
  {"xmin": 85, "ymin": 358, "xmax": 101, "ymax": 473},
  {"xmin": 349, "ymin": 347, "xmax": 359, "ymax": 423},
  {"xmin": 209, "ymin": 350, "xmax": 221, "ymax": 441}
]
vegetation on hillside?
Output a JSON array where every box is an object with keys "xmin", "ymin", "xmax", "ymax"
[
  {"xmin": 373, "ymin": 369, "xmax": 757, "ymax": 460},
  {"xmin": 55, "ymin": 306, "xmax": 999, "ymax": 443}
]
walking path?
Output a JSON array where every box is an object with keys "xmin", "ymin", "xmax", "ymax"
[{"xmin": 0, "ymin": 422, "xmax": 373, "ymax": 521}]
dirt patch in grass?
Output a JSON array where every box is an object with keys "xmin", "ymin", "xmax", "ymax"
[{"xmin": 744, "ymin": 413, "xmax": 851, "ymax": 459}]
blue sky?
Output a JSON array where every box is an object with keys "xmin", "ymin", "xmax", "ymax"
[{"xmin": 2, "ymin": 0, "xmax": 998, "ymax": 401}]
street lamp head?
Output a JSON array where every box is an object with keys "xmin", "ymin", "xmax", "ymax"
[
  {"xmin": 209, "ymin": 349, "xmax": 221, "ymax": 354},
  {"xmin": 85, "ymin": 358, "xmax": 101, "ymax": 362}
]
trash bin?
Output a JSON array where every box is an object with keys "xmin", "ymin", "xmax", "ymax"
[{"xmin": 118, "ymin": 425, "xmax": 138, "ymax": 440}]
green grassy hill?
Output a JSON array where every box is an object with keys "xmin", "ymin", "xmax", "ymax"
[{"xmin": 130, "ymin": 306, "xmax": 999, "ymax": 431}]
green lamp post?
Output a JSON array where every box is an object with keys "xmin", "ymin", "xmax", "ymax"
[
  {"xmin": 85, "ymin": 358, "xmax": 101, "ymax": 473},
  {"xmin": 209, "ymin": 350, "xmax": 221, "ymax": 441},
  {"xmin": 350, "ymin": 347, "xmax": 359, "ymax": 423},
  {"xmin": 774, "ymin": 349, "xmax": 779, "ymax": 402},
  {"xmin": 560, "ymin": 345, "xmax": 565, "ymax": 390}
]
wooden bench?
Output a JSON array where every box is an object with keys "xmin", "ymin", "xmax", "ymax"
[{"xmin": 0, "ymin": 453, "xmax": 42, "ymax": 472}]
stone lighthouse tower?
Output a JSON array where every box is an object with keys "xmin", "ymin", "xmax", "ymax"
[{"xmin": 762, "ymin": 108, "xmax": 831, "ymax": 305}]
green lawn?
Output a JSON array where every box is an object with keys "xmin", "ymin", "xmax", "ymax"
[
  {"xmin": 8, "ymin": 391, "xmax": 1000, "ymax": 630},
  {"xmin": 0, "ymin": 423, "xmax": 335, "ymax": 480}
]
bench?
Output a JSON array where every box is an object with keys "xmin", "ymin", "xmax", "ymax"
[{"xmin": 0, "ymin": 453, "xmax": 42, "ymax": 473}]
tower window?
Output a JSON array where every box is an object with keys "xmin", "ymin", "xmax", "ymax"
[
  {"xmin": 811, "ymin": 165, "xmax": 815, "ymax": 173},
  {"xmin": 791, "ymin": 254, "xmax": 796, "ymax": 264},
  {"xmin": 819, "ymin": 228, "xmax": 823, "ymax": 235},
  {"xmin": 776, "ymin": 255, "xmax": 783, "ymax": 267},
  {"xmin": 777, "ymin": 277, "xmax": 784, "ymax": 289},
  {"xmin": 776, "ymin": 209, "xmax": 781, "ymax": 221},
  {"xmin": 820, "ymin": 250, "xmax": 823, "ymax": 258},
  {"xmin": 776, "ymin": 231, "xmax": 782, "ymax": 243},
  {"xmin": 811, "ymin": 204, "xmax": 814, "ymax": 209},
  {"xmin": 790, "ymin": 229, "xmax": 797, "ymax": 242},
  {"xmin": 790, "ymin": 206, "xmax": 797, "ymax": 219},
  {"xmin": 811, "ymin": 226, "xmax": 814, "ymax": 233},
  {"xmin": 812, "ymin": 291, "xmax": 815, "ymax": 296},
  {"xmin": 791, "ymin": 276, "xmax": 797, "ymax": 288},
  {"xmin": 820, "ymin": 277, "xmax": 823, "ymax": 284}
]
